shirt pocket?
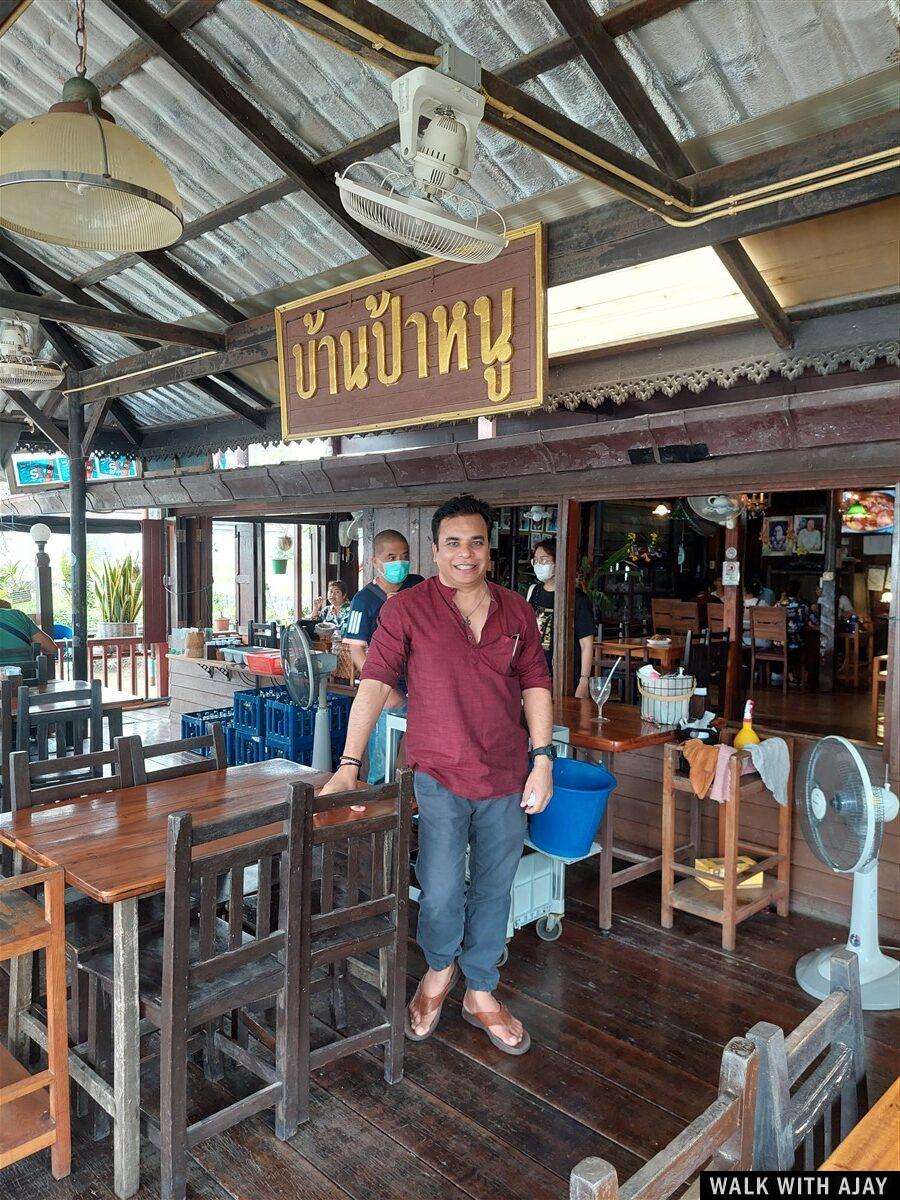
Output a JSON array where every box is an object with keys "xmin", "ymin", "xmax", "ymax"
[{"xmin": 479, "ymin": 627, "xmax": 527, "ymax": 677}]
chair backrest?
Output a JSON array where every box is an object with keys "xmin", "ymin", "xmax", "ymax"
[
  {"xmin": 670, "ymin": 601, "xmax": 701, "ymax": 635},
  {"xmin": 161, "ymin": 787, "xmax": 304, "ymax": 1022},
  {"xmin": 306, "ymin": 770, "xmax": 414, "ymax": 951},
  {"xmin": 0, "ymin": 677, "xmax": 13, "ymax": 814},
  {"xmin": 248, "ymin": 620, "xmax": 279, "ymax": 648},
  {"xmin": 651, "ymin": 599, "xmax": 675, "ymax": 635},
  {"xmin": 122, "ymin": 725, "xmax": 228, "ymax": 785},
  {"xmin": 684, "ymin": 630, "xmax": 730, "ymax": 690},
  {"xmin": 15, "ymin": 679, "xmax": 102, "ymax": 755},
  {"xmin": 747, "ymin": 949, "xmax": 867, "ymax": 1171},
  {"xmin": 569, "ymin": 1036, "xmax": 758, "ymax": 1199},
  {"xmin": 749, "ymin": 606, "xmax": 786, "ymax": 642},
  {"xmin": 9, "ymin": 741, "xmax": 133, "ymax": 812},
  {"xmin": 707, "ymin": 607, "xmax": 725, "ymax": 634}
]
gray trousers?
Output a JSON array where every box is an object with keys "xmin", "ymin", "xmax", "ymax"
[{"xmin": 414, "ymin": 771, "xmax": 525, "ymax": 992}]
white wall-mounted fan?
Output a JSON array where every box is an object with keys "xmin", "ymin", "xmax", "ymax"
[
  {"xmin": 338, "ymin": 511, "xmax": 364, "ymax": 549},
  {"xmin": 280, "ymin": 623, "xmax": 338, "ymax": 772},
  {"xmin": 795, "ymin": 735, "xmax": 899, "ymax": 1011},
  {"xmin": 686, "ymin": 495, "xmax": 747, "ymax": 529},
  {"xmin": 0, "ymin": 319, "xmax": 64, "ymax": 391},
  {"xmin": 336, "ymin": 44, "xmax": 507, "ymax": 264}
]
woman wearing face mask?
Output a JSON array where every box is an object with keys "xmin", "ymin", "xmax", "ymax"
[{"xmin": 527, "ymin": 539, "xmax": 596, "ymax": 698}]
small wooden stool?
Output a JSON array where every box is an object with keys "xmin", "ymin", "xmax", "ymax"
[
  {"xmin": 0, "ymin": 865, "xmax": 71, "ymax": 1177},
  {"xmin": 660, "ymin": 733, "xmax": 793, "ymax": 951}
]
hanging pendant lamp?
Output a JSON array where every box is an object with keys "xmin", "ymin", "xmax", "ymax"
[{"xmin": 0, "ymin": 0, "xmax": 183, "ymax": 252}]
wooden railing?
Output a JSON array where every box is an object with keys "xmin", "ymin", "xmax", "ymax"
[{"xmin": 54, "ymin": 637, "xmax": 169, "ymax": 700}]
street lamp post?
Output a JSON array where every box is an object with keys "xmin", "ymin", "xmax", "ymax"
[{"xmin": 30, "ymin": 521, "xmax": 53, "ymax": 634}]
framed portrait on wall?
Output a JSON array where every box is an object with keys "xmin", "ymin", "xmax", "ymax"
[
  {"xmin": 793, "ymin": 514, "xmax": 825, "ymax": 555},
  {"xmin": 762, "ymin": 516, "xmax": 792, "ymax": 556}
]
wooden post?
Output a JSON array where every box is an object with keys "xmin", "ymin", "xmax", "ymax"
[
  {"xmin": 67, "ymin": 395, "xmax": 89, "ymax": 681},
  {"xmin": 553, "ymin": 498, "xmax": 579, "ymax": 699},
  {"xmin": 885, "ymin": 486, "xmax": 899, "ymax": 791},
  {"xmin": 818, "ymin": 490, "xmax": 839, "ymax": 692},
  {"xmin": 722, "ymin": 520, "xmax": 744, "ymax": 721},
  {"xmin": 141, "ymin": 518, "xmax": 167, "ymax": 645}
]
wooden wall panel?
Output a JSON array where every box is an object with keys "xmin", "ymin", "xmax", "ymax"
[{"xmin": 362, "ymin": 506, "xmax": 438, "ymax": 580}]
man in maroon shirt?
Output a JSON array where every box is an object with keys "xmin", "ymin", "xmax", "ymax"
[{"xmin": 322, "ymin": 495, "xmax": 553, "ymax": 1053}]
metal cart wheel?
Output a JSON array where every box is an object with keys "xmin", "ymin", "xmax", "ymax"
[
  {"xmin": 496, "ymin": 944, "xmax": 509, "ymax": 967},
  {"xmin": 536, "ymin": 915, "xmax": 563, "ymax": 941}
]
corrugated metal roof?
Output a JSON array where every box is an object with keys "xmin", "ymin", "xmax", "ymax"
[{"xmin": 1, "ymin": 0, "xmax": 897, "ymax": 433}]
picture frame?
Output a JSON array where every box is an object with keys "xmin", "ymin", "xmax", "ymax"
[
  {"xmin": 793, "ymin": 513, "xmax": 826, "ymax": 556},
  {"xmin": 762, "ymin": 516, "xmax": 792, "ymax": 556}
]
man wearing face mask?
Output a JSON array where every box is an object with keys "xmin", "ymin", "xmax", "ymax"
[
  {"xmin": 527, "ymin": 539, "xmax": 596, "ymax": 698},
  {"xmin": 343, "ymin": 528, "xmax": 424, "ymax": 783}
]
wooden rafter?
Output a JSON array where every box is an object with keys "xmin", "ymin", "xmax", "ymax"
[
  {"xmin": 0, "ymin": 289, "xmax": 226, "ymax": 349},
  {"xmin": 101, "ymin": 0, "xmax": 412, "ymax": 271},
  {"xmin": 3, "ymin": 390, "xmax": 67, "ymax": 453},
  {"xmin": 139, "ymin": 251, "xmax": 245, "ymax": 324},
  {"xmin": 92, "ymin": 0, "xmax": 223, "ymax": 94},
  {"xmin": 545, "ymin": 0, "xmax": 793, "ymax": 348},
  {"xmin": 0, "ymin": 0, "xmax": 33, "ymax": 38}
]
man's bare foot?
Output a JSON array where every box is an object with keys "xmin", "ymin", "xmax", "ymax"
[
  {"xmin": 408, "ymin": 964, "xmax": 456, "ymax": 1037},
  {"xmin": 463, "ymin": 989, "xmax": 525, "ymax": 1047}
]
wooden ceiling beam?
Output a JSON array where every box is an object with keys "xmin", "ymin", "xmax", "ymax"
[
  {"xmin": 139, "ymin": 250, "xmax": 246, "ymax": 324},
  {"xmin": 0, "ymin": 289, "xmax": 225, "ymax": 349},
  {"xmin": 546, "ymin": 0, "xmax": 793, "ymax": 348},
  {"xmin": 101, "ymin": 0, "xmax": 412, "ymax": 270},
  {"xmin": 3, "ymin": 390, "xmax": 67, "ymax": 453},
  {"xmin": 0, "ymin": 0, "xmax": 33, "ymax": 38},
  {"xmin": 91, "ymin": 0, "xmax": 223, "ymax": 94}
]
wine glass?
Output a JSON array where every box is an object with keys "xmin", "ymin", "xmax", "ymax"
[{"xmin": 588, "ymin": 675, "xmax": 611, "ymax": 723}]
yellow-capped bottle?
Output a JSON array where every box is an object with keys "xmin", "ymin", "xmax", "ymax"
[{"xmin": 733, "ymin": 699, "xmax": 761, "ymax": 750}]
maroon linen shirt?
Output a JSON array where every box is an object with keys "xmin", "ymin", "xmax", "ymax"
[{"xmin": 361, "ymin": 575, "xmax": 551, "ymax": 800}]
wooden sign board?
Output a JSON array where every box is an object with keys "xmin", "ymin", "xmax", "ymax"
[{"xmin": 276, "ymin": 223, "xmax": 546, "ymax": 440}]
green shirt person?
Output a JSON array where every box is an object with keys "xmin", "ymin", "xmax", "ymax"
[{"xmin": 0, "ymin": 598, "xmax": 57, "ymax": 666}]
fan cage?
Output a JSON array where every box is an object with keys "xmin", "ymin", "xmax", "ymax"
[
  {"xmin": 0, "ymin": 354, "xmax": 65, "ymax": 391},
  {"xmin": 797, "ymin": 736, "xmax": 880, "ymax": 874}
]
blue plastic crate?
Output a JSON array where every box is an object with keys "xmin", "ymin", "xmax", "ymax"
[
  {"xmin": 262, "ymin": 741, "xmax": 314, "ymax": 767},
  {"xmin": 180, "ymin": 708, "xmax": 233, "ymax": 755},
  {"xmin": 232, "ymin": 730, "xmax": 266, "ymax": 765},
  {"xmin": 265, "ymin": 728, "xmax": 315, "ymax": 761},
  {"xmin": 225, "ymin": 725, "xmax": 237, "ymax": 766},
  {"xmin": 233, "ymin": 687, "xmax": 286, "ymax": 735},
  {"xmin": 265, "ymin": 696, "xmax": 316, "ymax": 743},
  {"xmin": 327, "ymin": 693, "xmax": 353, "ymax": 733}
]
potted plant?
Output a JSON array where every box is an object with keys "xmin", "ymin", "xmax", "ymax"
[
  {"xmin": 271, "ymin": 531, "xmax": 293, "ymax": 576},
  {"xmin": 213, "ymin": 614, "xmax": 230, "ymax": 632},
  {"xmin": 92, "ymin": 554, "xmax": 143, "ymax": 638}
]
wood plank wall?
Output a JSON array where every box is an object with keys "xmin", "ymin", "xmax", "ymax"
[
  {"xmin": 609, "ymin": 737, "xmax": 899, "ymax": 940},
  {"xmin": 363, "ymin": 507, "xmax": 438, "ymax": 580}
]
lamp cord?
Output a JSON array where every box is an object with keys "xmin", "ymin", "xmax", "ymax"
[{"xmin": 75, "ymin": 0, "xmax": 87, "ymax": 77}]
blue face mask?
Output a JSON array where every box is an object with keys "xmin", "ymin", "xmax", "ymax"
[{"xmin": 382, "ymin": 560, "xmax": 410, "ymax": 585}]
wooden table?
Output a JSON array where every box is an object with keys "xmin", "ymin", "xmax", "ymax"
[
  {"xmin": 838, "ymin": 626, "xmax": 872, "ymax": 689},
  {"xmin": 553, "ymin": 699, "xmax": 680, "ymax": 930},
  {"xmin": 0, "ymin": 758, "xmax": 379, "ymax": 1199},
  {"xmin": 8, "ymin": 680, "xmax": 142, "ymax": 743},
  {"xmin": 820, "ymin": 1077, "xmax": 900, "ymax": 1171}
]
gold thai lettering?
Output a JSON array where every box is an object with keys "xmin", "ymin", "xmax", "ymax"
[
  {"xmin": 338, "ymin": 327, "xmax": 369, "ymax": 391},
  {"xmin": 405, "ymin": 309, "xmax": 429, "ymax": 378},
  {"xmin": 432, "ymin": 301, "xmax": 469, "ymax": 375},
  {"xmin": 303, "ymin": 310, "xmax": 325, "ymax": 336},
  {"xmin": 474, "ymin": 288, "xmax": 514, "ymax": 403},
  {"xmin": 365, "ymin": 290, "xmax": 402, "ymax": 386},
  {"xmin": 292, "ymin": 333, "xmax": 338, "ymax": 399}
]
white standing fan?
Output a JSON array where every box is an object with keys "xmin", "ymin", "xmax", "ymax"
[
  {"xmin": 795, "ymin": 735, "xmax": 899, "ymax": 1010},
  {"xmin": 280, "ymin": 623, "xmax": 337, "ymax": 772}
]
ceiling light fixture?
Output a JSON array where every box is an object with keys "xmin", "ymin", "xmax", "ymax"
[
  {"xmin": 0, "ymin": 0, "xmax": 183, "ymax": 252},
  {"xmin": 652, "ymin": 503, "xmax": 671, "ymax": 517}
]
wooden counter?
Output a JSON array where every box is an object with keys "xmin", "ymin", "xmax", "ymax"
[{"xmin": 166, "ymin": 653, "xmax": 282, "ymax": 717}]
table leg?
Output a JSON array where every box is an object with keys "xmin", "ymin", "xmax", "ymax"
[
  {"xmin": 597, "ymin": 752, "xmax": 614, "ymax": 934},
  {"xmin": 112, "ymin": 898, "xmax": 140, "ymax": 1199},
  {"xmin": 108, "ymin": 709, "xmax": 124, "ymax": 748}
]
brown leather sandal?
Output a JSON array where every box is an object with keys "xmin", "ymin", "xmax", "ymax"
[
  {"xmin": 462, "ymin": 1000, "xmax": 531, "ymax": 1056},
  {"xmin": 404, "ymin": 964, "xmax": 459, "ymax": 1042}
]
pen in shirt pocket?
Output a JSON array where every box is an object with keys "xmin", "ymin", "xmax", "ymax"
[{"xmin": 509, "ymin": 632, "xmax": 521, "ymax": 666}]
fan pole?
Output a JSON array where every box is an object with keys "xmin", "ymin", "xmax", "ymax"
[{"xmin": 313, "ymin": 673, "xmax": 332, "ymax": 773}]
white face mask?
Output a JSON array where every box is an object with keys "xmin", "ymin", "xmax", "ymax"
[{"xmin": 533, "ymin": 561, "xmax": 555, "ymax": 582}]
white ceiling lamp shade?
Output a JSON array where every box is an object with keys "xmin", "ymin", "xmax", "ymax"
[
  {"xmin": 0, "ymin": 320, "xmax": 65, "ymax": 391},
  {"xmin": 0, "ymin": 2, "xmax": 182, "ymax": 252},
  {"xmin": 336, "ymin": 46, "xmax": 508, "ymax": 265}
]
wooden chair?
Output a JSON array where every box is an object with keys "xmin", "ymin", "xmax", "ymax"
[
  {"xmin": 871, "ymin": 652, "xmax": 888, "ymax": 741},
  {"xmin": 671, "ymin": 601, "xmax": 701, "ymax": 635},
  {"xmin": 123, "ymin": 724, "xmax": 227, "ymax": 785},
  {"xmin": 80, "ymin": 789, "xmax": 305, "ymax": 1200},
  {"xmin": 651, "ymin": 599, "xmax": 675, "ymax": 635},
  {"xmin": 296, "ymin": 771, "xmax": 413, "ymax": 1123},
  {"xmin": 0, "ymin": 864, "xmax": 70, "ymax": 1178},
  {"xmin": 15, "ymin": 679, "xmax": 103, "ymax": 759},
  {"xmin": 684, "ymin": 629, "xmax": 729, "ymax": 703},
  {"xmin": 593, "ymin": 640, "xmax": 637, "ymax": 705},
  {"xmin": 569, "ymin": 1036, "xmax": 758, "ymax": 1198},
  {"xmin": 1, "ymin": 676, "xmax": 13, "ymax": 820},
  {"xmin": 748, "ymin": 949, "xmax": 867, "ymax": 1170},
  {"xmin": 706, "ymin": 607, "xmax": 724, "ymax": 634},
  {"xmin": 248, "ymin": 620, "xmax": 279, "ymax": 648},
  {"xmin": 749, "ymin": 606, "xmax": 789, "ymax": 695}
]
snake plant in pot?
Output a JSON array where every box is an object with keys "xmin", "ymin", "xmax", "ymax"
[{"xmin": 93, "ymin": 554, "xmax": 143, "ymax": 638}]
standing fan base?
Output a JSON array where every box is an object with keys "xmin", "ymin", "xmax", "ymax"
[{"xmin": 795, "ymin": 946, "xmax": 900, "ymax": 1010}]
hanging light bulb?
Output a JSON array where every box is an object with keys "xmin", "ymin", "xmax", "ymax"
[
  {"xmin": 845, "ymin": 499, "xmax": 868, "ymax": 517},
  {"xmin": 652, "ymin": 503, "xmax": 671, "ymax": 517},
  {"xmin": 0, "ymin": 0, "xmax": 183, "ymax": 252}
]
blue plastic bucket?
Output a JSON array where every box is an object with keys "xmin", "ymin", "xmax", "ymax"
[{"xmin": 528, "ymin": 757, "xmax": 617, "ymax": 859}]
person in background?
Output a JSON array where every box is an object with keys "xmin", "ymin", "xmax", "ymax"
[
  {"xmin": 527, "ymin": 540, "xmax": 595, "ymax": 697},
  {"xmin": 343, "ymin": 529, "xmax": 424, "ymax": 783},
  {"xmin": 742, "ymin": 580, "xmax": 770, "ymax": 649},
  {"xmin": 322, "ymin": 494, "xmax": 552, "ymax": 1054},
  {"xmin": 311, "ymin": 580, "xmax": 352, "ymax": 634},
  {"xmin": 796, "ymin": 518, "xmax": 823, "ymax": 553},
  {"xmin": 0, "ymin": 597, "xmax": 57, "ymax": 667},
  {"xmin": 749, "ymin": 574, "xmax": 776, "ymax": 607},
  {"xmin": 775, "ymin": 578, "xmax": 814, "ymax": 685}
]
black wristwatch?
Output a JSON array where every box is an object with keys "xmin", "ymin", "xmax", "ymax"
[{"xmin": 530, "ymin": 744, "xmax": 557, "ymax": 763}]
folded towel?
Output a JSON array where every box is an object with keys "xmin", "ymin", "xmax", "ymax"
[
  {"xmin": 710, "ymin": 744, "xmax": 737, "ymax": 803},
  {"xmin": 682, "ymin": 739, "xmax": 719, "ymax": 800},
  {"xmin": 748, "ymin": 737, "xmax": 791, "ymax": 806}
]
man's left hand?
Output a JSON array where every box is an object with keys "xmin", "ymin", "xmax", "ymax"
[
  {"xmin": 520, "ymin": 756, "xmax": 553, "ymax": 813},
  {"xmin": 574, "ymin": 679, "xmax": 589, "ymax": 700}
]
